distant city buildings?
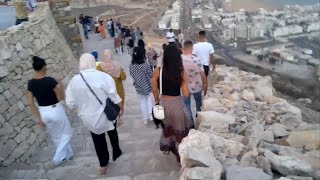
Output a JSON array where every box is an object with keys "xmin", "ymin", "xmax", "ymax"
[
  {"xmin": 157, "ymin": 0, "xmax": 182, "ymax": 29},
  {"xmin": 156, "ymin": 1, "xmax": 320, "ymax": 41}
]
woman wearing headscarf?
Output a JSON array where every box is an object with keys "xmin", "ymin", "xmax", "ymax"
[
  {"xmin": 152, "ymin": 45, "xmax": 192, "ymax": 163},
  {"xmin": 27, "ymin": 56, "xmax": 73, "ymax": 165},
  {"xmin": 66, "ymin": 53, "xmax": 124, "ymax": 175},
  {"xmin": 97, "ymin": 49, "xmax": 126, "ymax": 107}
]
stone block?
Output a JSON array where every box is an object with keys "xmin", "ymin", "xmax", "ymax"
[
  {"xmin": 0, "ymin": 37, "xmax": 12, "ymax": 61},
  {"xmin": 27, "ymin": 133, "xmax": 38, "ymax": 145},
  {"xmin": 14, "ymin": 133, "xmax": 27, "ymax": 144},
  {"xmin": 0, "ymin": 114, "xmax": 5, "ymax": 125},
  {"xmin": 180, "ymin": 167, "xmax": 222, "ymax": 180},
  {"xmin": 11, "ymin": 141, "xmax": 29, "ymax": 159},
  {"xmin": 3, "ymin": 90, "xmax": 13, "ymax": 100},
  {"xmin": 0, "ymin": 139, "xmax": 17, "ymax": 159},
  {"xmin": 287, "ymin": 130, "xmax": 320, "ymax": 150},
  {"xmin": 226, "ymin": 165, "xmax": 272, "ymax": 180},
  {"xmin": 0, "ymin": 65, "xmax": 9, "ymax": 78},
  {"xmin": 21, "ymin": 127, "xmax": 31, "ymax": 137},
  {"xmin": 0, "ymin": 122, "xmax": 14, "ymax": 136},
  {"xmin": 9, "ymin": 130, "xmax": 18, "ymax": 138},
  {"xmin": 265, "ymin": 150, "xmax": 313, "ymax": 177}
]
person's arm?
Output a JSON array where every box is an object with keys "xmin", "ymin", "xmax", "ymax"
[
  {"xmin": 181, "ymin": 71, "xmax": 190, "ymax": 97},
  {"xmin": 65, "ymin": 78, "xmax": 77, "ymax": 110},
  {"xmin": 27, "ymin": 91, "xmax": 45, "ymax": 128},
  {"xmin": 152, "ymin": 67, "xmax": 160, "ymax": 104},
  {"xmin": 120, "ymin": 70, "xmax": 127, "ymax": 81},
  {"xmin": 210, "ymin": 44, "xmax": 215, "ymax": 69},
  {"xmin": 105, "ymin": 75, "xmax": 124, "ymax": 115},
  {"xmin": 53, "ymin": 82, "xmax": 65, "ymax": 101}
]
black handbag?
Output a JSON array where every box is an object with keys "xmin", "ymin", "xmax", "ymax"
[{"xmin": 80, "ymin": 73, "xmax": 120, "ymax": 121}]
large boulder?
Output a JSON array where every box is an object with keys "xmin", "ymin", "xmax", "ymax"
[
  {"xmin": 264, "ymin": 150, "xmax": 314, "ymax": 177},
  {"xmin": 252, "ymin": 77, "xmax": 273, "ymax": 100},
  {"xmin": 267, "ymin": 123, "xmax": 290, "ymax": 138},
  {"xmin": 180, "ymin": 167, "xmax": 222, "ymax": 180},
  {"xmin": 226, "ymin": 165, "xmax": 273, "ymax": 180},
  {"xmin": 197, "ymin": 111, "xmax": 235, "ymax": 133},
  {"xmin": 242, "ymin": 89, "xmax": 256, "ymax": 102},
  {"xmin": 179, "ymin": 147, "xmax": 220, "ymax": 168},
  {"xmin": 202, "ymin": 98, "xmax": 225, "ymax": 112},
  {"xmin": 286, "ymin": 130, "xmax": 320, "ymax": 150},
  {"xmin": 245, "ymin": 121, "xmax": 274, "ymax": 143}
]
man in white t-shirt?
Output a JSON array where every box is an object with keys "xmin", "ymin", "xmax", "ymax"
[
  {"xmin": 166, "ymin": 28, "xmax": 175, "ymax": 44},
  {"xmin": 192, "ymin": 31, "xmax": 215, "ymax": 77}
]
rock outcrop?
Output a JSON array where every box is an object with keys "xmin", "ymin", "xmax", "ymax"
[{"xmin": 178, "ymin": 66, "xmax": 320, "ymax": 180}]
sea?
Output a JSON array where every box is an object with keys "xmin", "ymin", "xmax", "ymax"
[{"xmin": 264, "ymin": 0, "xmax": 319, "ymax": 6}]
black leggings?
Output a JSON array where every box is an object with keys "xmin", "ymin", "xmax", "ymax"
[{"xmin": 91, "ymin": 124, "xmax": 122, "ymax": 167}]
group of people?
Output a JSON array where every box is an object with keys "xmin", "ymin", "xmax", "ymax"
[
  {"xmin": 79, "ymin": 15, "xmax": 144, "ymax": 55},
  {"xmin": 27, "ymin": 29, "xmax": 215, "ymax": 175}
]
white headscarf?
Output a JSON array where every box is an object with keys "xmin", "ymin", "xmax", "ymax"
[{"xmin": 79, "ymin": 53, "xmax": 96, "ymax": 71}]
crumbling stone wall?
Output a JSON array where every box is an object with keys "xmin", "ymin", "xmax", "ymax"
[
  {"xmin": 0, "ymin": 3, "xmax": 78, "ymax": 166},
  {"xmin": 49, "ymin": 0, "xmax": 83, "ymax": 58}
]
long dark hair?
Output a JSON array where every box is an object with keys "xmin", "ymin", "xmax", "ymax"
[
  {"xmin": 131, "ymin": 47, "xmax": 145, "ymax": 64},
  {"xmin": 162, "ymin": 45, "xmax": 184, "ymax": 86}
]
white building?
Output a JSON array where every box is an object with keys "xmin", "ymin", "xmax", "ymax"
[
  {"xmin": 305, "ymin": 22, "xmax": 320, "ymax": 32},
  {"xmin": 171, "ymin": 14, "xmax": 180, "ymax": 30},
  {"xmin": 158, "ymin": 16, "xmax": 172, "ymax": 29},
  {"xmin": 271, "ymin": 25, "xmax": 303, "ymax": 37},
  {"xmin": 249, "ymin": 25, "xmax": 265, "ymax": 39},
  {"xmin": 192, "ymin": 8, "xmax": 203, "ymax": 21},
  {"xmin": 236, "ymin": 24, "xmax": 248, "ymax": 39},
  {"xmin": 202, "ymin": 16, "xmax": 212, "ymax": 29}
]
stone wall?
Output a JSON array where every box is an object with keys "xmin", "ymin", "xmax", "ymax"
[
  {"xmin": 179, "ymin": 65, "xmax": 320, "ymax": 180},
  {"xmin": 49, "ymin": 0, "xmax": 83, "ymax": 58},
  {"xmin": 70, "ymin": 0, "xmax": 131, "ymax": 8},
  {"xmin": 0, "ymin": 3, "xmax": 78, "ymax": 166}
]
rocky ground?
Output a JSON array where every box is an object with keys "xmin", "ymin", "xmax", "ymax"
[{"xmin": 178, "ymin": 66, "xmax": 320, "ymax": 180}]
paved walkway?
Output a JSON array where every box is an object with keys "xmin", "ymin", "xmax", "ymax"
[{"xmin": 0, "ymin": 33, "xmax": 180, "ymax": 180}]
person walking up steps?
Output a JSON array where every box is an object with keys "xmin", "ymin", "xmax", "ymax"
[
  {"xmin": 66, "ymin": 53, "xmax": 124, "ymax": 175},
  {"xmin": 27, "ymin": 56, "xmax": 73, "ymax": 166},
  {"xmin": 130, "ymin": 47, "xmax": 154, "ymax": 125},
  {"xmin": 152, "ymin": 44, "xmax": 192, "ymax": 163},
  {"xmin": 193, "ymin": 31, "xmax": 215, "ymax": 77},
  {"xmin": 182, "ymin": 41, "xmax": 208, "ymax": 127}
]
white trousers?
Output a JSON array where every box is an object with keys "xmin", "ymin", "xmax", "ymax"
[
  {"xmin": 39, "ymin": 103, "xmax": 73, "ymax": 164},
  {"xmin": 138, "ymin": 93, "xmax": 153, "ymax": 121}
]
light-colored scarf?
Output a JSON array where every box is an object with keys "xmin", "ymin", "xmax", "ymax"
[
  {"xmin": 101, "ymin": 49, "xmax": 122, "ymax": 78},
  {"xmin": 79, "ymin": 53, "xmax": 96, "ymax": 71}
]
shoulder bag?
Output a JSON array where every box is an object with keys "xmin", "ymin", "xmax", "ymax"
[
  {"xmin": 153, "ymin": 68, "xmax": 165, "ymax": 120},
  {"xmin": 80, "ymin": 73, "xmax": 120, "ymax": 121}
]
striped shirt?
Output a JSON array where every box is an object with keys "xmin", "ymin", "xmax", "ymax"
[{"xmin": 129, "ymin": 63, "xmax": 153, "ymax": 95}]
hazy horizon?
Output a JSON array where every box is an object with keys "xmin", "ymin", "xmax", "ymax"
[{"xmin": 264, "ymin": 0, "xmax": 319, "ymax": 6}]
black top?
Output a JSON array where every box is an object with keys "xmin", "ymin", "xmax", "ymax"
[
  {"xmin": 159, "ymin": 73, "xmax": 181, "ymax": 96},
  {"xmin": 28, "ymin": 77, "xmax": 59, "ymax": 106}
]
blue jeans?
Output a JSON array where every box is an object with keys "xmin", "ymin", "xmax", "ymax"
[
  {"xmin": 183, "ymin": 91, "xmax": 202, "ymax": 125},
  {"xmin": 83, "ymin": 25, "xmax": 89, "ymax": 39}
]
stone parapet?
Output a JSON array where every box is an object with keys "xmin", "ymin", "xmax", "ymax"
[
  {"xmin": 49, "ymin": 0, "xmax": 83, "ymax": 58},
  {"xmin": 0, "ymin": 3, "xmax": 78, "ymax": 166}
]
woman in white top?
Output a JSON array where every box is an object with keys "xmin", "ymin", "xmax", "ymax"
[{"xmin": 66, "ymin": 53, "xmax": 124, "ymax": 175}]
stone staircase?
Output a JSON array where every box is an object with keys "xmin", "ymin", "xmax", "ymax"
[{"xmin": 0, "ymin": 34, "xmax": 180, "ymax": 180}]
